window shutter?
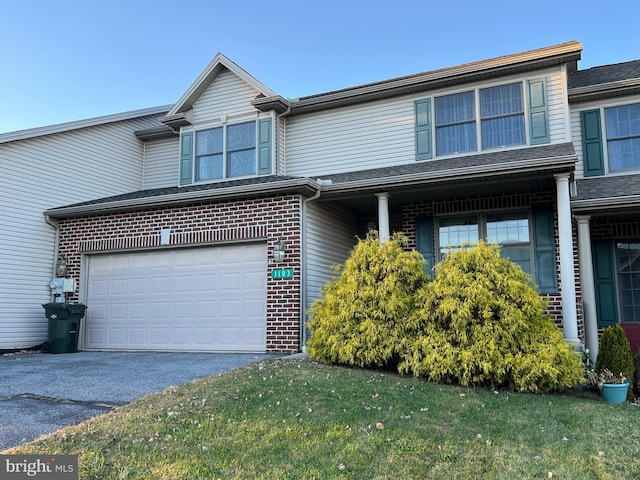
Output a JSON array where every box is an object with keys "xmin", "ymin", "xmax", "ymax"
[
  {"xmin": 528, "ymin": 79, "xmax": 550, "ymax": 145},
  {"xmin": 179, "ymin": 131, "xmax": 193, "ymax": 185},
  {"xmin": 415, "ymin": 99, "xmax": 433, "ymax": 160},
  {"xmin": 416, "ymin": 217, "xmax": 435, "ymax": 274},
  {"xmin": 592, "ymin": 240, "xmax": 618, "ymax": 327},
  {"xmin": 257, "ymin": 118, "xmax": 273, "ymax": 175},
  {"xmin": 580, "ymin": 109, "xmax": 605, "ymax": 177},
  {"xmin": 532, "ymin": 209, "xmax": 557, "ymax": 293}
]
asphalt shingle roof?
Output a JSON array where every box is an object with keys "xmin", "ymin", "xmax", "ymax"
[
  {"xmin": 568, "ymin": 60, "xmax": 640, "ymax": 89},
  {"xmin": 574, "ymin": 174, "xmax": 640, "ymax": 201}
]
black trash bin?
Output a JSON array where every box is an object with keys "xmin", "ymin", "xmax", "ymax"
[{"xmin": 43, "ymin": 303, "xmax": 87, "ymax": 354}]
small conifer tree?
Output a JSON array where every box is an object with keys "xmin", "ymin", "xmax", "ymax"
[
  {"xmin": 306, "ymin": 232, "xmax": 428, "ymax": 368},
  {"xmin": 399, "ymin": 242, "xmax": 584, "ymax": 392},
  {"xmin": 595, "ymin": 324, "xmax": 634, "ymax": 385}
]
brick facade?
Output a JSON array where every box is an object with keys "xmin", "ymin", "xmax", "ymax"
[{"xmin": 57, "ymin": 195, "xmax": 303, "ymax": 353}]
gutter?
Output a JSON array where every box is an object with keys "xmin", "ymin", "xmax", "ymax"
[{"xmin": 571, "ymin": 194, "xmax": 640, "ymax": 211}]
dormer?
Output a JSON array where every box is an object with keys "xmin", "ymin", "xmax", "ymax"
[{"xmin": 163, "ymin": 53, "xmax": 281, "ymax": 186}]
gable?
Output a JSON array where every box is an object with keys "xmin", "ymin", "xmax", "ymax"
[{"xmin": 191, "ymin": 69, "xmax": 263, "ymax": 124}]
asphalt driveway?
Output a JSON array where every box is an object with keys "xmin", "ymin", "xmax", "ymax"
[{"xmin": 0, "ymin": 351, "xmax": 280, "ymax": 451}]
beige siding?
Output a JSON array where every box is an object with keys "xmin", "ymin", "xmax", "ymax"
[
  {"xmin": 547, "ymin": 72, "xmax": 569, "ymax": 144},
  {"xmin": 192, "ymin": 69, "xmax": 261, "ymax": 125},
  {"xmin": 143, "ymin": 137, "xmax": 180, "ymax": 189},
  {"xmin": 570, "ymin": 93, "xmax": 640, "ymax": 179},
  {"xmin": 287, "ymin": 68, "xmax": 566, "ymax": 178},
  {"xmin": 0, "ymin": 114, "xmax": 162, "ymax": 349},
  {"xmin": 305, "ymin": 202, "xmax": 359, "ymax": 311}
]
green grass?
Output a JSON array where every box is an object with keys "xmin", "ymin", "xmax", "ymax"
[{"xmin": 5, "ymin": 357, "xmax": 640, "ymax": 479}]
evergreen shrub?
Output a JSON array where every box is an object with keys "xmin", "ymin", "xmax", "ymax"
[
  {"xmin": 306, "ymin": 232, "xmax": 428, "ymax": 369},
  {"xmin": 398, "ymin": 242, "xmax": 584, "ymax": 393},
  {"xmin": 595, "ymin": 325, "xmax": 635, "ymax": 387}
]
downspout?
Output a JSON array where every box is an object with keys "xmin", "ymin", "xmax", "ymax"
[
  {"xmin": 43, "ymin": 213, "xmax": 60, "ymax": 302},
  {"xmin": 300, "ymin": 179, "xmax": 331, "ymax": 351}
]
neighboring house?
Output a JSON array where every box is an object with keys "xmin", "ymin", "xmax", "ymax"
[{"xmin": 1, "ymin": 41, "xmax": 637, "ymax": 359}]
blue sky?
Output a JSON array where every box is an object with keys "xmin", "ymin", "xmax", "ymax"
[{"xmin": 1, "ymin": 0, "xmax": 638, "ymax": 133}]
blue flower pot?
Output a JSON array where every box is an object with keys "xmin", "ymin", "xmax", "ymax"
[{"xmin": 601, "ymin": 382, "xmax": 629, "ymax": 404}]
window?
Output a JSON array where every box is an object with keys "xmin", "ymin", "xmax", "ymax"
[
  {"xmin": 480, "ymin": 84, "xmax": 525, "ymax": 149},
  {"xmin": 606, "ymin": 104, "xmax": 640, "ymax": 172},
  {"xmin": 435, "ymin": 92, "xmax": 476, "ymax": 155},
  {"xmin": 617, "ymin": 242, "xmax": 640, "ymax": 322},
  {"xmin": 438, "ymin": 212, "xmax": 532, "ymax": 275},
  {"xmin": 415, "ymin": 79, "xmax": 548, "ymax": 160},
  {"xmin": 195, "ymin": 121, "xmax": 256, "ymax": 181},
  {"xmin": 179, "ymin": 118, "xmax": 272, "ymax": 186}
]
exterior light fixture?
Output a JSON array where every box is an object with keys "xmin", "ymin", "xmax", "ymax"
[
  {"xmin": 273, "ymin": 239, "xmax": 286, "ymax": 264},
  {"xmin": 55, "ymin": 256, "xmax": 68, "ymax": 277}
]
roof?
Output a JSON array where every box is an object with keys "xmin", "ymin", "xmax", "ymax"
[
  {"xmin": 568, "ymin": 59, "xmax": 640, "ymax": 103},
  {"xmin": 572, "ymin": 175, "xmax": 640, "ymax": 211},
  {"xmin": 254, "ymin": 41, "xmax": 583, "ymax": 116},
  {"xmin": 0, "ymin": 106, "xmax": 171, "ymax": 144}
]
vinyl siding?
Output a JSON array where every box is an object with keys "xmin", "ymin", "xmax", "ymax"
[
  {"xmin": 305, "ymin": 202, "xmax": 359, "ymax": 311},
  {"xmin": 570, "ymin": 93, "xmax": 640, "ymax": 179},
  {"xmin": 191, "ymin": 69, "xmax": 262, "ymax": 125},
  {"xmin": 287, "ymin": 68, "xmax": 566, "ymax": 178},
  {"xmin": 0, "ymin": 114, "xmax": 162, "ymax": 349},
  {"xmin": 143, "ymin": 137, "xmax": 180, "ymax": 189}
]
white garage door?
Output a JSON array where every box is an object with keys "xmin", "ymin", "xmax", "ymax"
[{"xmin": 85, "ymin": 243, "xmax": 267, "ymax": 352}]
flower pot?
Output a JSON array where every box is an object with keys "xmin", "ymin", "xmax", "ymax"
[{"xmin": 601, "ymin": 382, "xmax": 629, "ymax": 404}]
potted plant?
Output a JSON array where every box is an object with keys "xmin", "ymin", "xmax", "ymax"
[{"xmin": 593, "ymin": 325, "xmax": 634, "ymax": 404}]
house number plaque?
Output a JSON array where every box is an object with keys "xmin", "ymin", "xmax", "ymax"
[{"xmin": 271, "ymin": 268, "xmax": 295, "ymax": 279}]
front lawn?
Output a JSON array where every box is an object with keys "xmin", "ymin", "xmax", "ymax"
[{"xmin": 5, "ymin": 357, "xmax": 639, "ymax": 479}]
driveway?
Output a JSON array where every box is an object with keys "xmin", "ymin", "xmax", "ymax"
[{"xmin": 0, "ymin": 351, "xmax": 280, "ymax": 451}]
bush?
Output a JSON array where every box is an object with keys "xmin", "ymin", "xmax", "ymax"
[
  {"xmin": 595, "ymin": 325, "xmax": 635, "ymax": 387},
  {"xmin": 398, "ymin": 242, "xmax": 584, "ymax": 393},
  {"xmin": 306, "ymin": 232, "xmax": 428, "ymax": 369}
]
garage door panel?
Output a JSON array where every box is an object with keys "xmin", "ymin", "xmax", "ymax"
[{"xmin": 85, "ymin": 244, "xmax": 267, "ymax": 352}]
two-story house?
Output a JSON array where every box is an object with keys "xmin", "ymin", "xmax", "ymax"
[{"xmin": 2, "ymin": 40, "xmax": 636, "ymax": 358}]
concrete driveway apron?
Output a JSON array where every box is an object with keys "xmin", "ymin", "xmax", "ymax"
[{"xmin": 0, "ymin": 351, "xmax": 279, "ymax": 451}]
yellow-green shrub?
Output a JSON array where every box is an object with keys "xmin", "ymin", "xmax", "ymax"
[
  {"xmin": 306, "ymin": 232, "xmax": 428, "ymax": 368},
  {"xmin": 398, "ymin": 242, "xmax": 584, "ymax": 392}
]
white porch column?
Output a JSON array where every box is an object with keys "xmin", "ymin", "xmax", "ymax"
[
  {"xmin": 555, "ymin": 173, "xmax": 580, "ymax": 346},
  {"xmin": 376, "ymin": 192, "xmax": 390, "ymax": 243},
  {"xmin": 576, "ymin": 215, "xmax": 599, "ymax": 362}
]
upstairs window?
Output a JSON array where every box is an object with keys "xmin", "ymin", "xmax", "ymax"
[
  {"xmin": 480, "ymin": 83, "xmax": 525, "ymax": 149},
  {"xmin": 606, "ymin": 103, "xmax": 640, "ymax": 172},
  {"xmin": 196, "ymin": 121, "xmax": 256, "ymax": 181},
  {"xmin": 415, "ymin": 79, "xmax": 548, "ymax": 160},
  {"xmin": 179, "ymin": 118, "xmax": 272, "ymax": 185}
]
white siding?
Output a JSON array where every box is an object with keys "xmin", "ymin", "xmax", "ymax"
[
  {"xmin": 0, "ymin": 114, "xmax": 162, "ymax": 349},
  {"xmin": 191, "ymin": 69, "xmax": 261, "ymax": 125},
  {"xmin": 287, "ymin": 68, "xmax": 566, "ymax": 178},
  {"xmin": 143, "ymin": 137, "xmax": 180, "ymax": 189},
  {"xmin": 305, "ymin": 202, "xmax": 359, "ymax": 311},
  {"xmin": 570, "ymin": 93, "xmax": 640, "ymax": 179}
]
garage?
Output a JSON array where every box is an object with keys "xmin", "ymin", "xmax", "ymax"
[{"xmin": 84, "ymin": 243, "xmax": 267, "ymax": 352}]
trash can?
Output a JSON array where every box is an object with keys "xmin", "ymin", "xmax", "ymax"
[{"xmin": 43, "ymin": 303, "xmax": 87, "ymax": 354}]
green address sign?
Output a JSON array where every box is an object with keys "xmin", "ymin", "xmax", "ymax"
[{"xmin": 271, "ymin": 268, "xmax": 295, "ymax": 279}]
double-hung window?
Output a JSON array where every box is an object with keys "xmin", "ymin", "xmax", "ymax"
[
  {"xmin": 435, "ymin": 92, "xmax": 476, "ymax": 155},
  {"xmin": 195, "ymin": 121, "xmax": 256, "ymax": 181},
  {"xmin": 606, "ymin": 103, "xmax": 640, "ymax": 172},
  {"xmin": 480, "ymin": 83, "xmax": 525, "ymax": 149},
  {"xmin": 180, "ymin": 117, "xmax": 272, "ymax": 185}
]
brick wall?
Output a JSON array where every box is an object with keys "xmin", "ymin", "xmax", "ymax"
[{"xmin": 56, "ymin": 195, "xmax": 303, "ymax": 353}]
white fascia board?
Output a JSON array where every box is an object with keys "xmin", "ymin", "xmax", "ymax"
[
  {"xmin": 0, "ymin": 105, "xmax": 171, "ymax": 144},
  {"xmin": 571, "ymin": 195, "xmax": 640, "ymax": 211}
]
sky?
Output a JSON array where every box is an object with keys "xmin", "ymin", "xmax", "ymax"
[{"xmin": 1, "ymin": 0, "xmax": 639, "ymax": 134}]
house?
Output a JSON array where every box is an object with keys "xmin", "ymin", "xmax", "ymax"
[{"xmin": 1, "ymin": 41, "xmax": 637, "ymax": 358}]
